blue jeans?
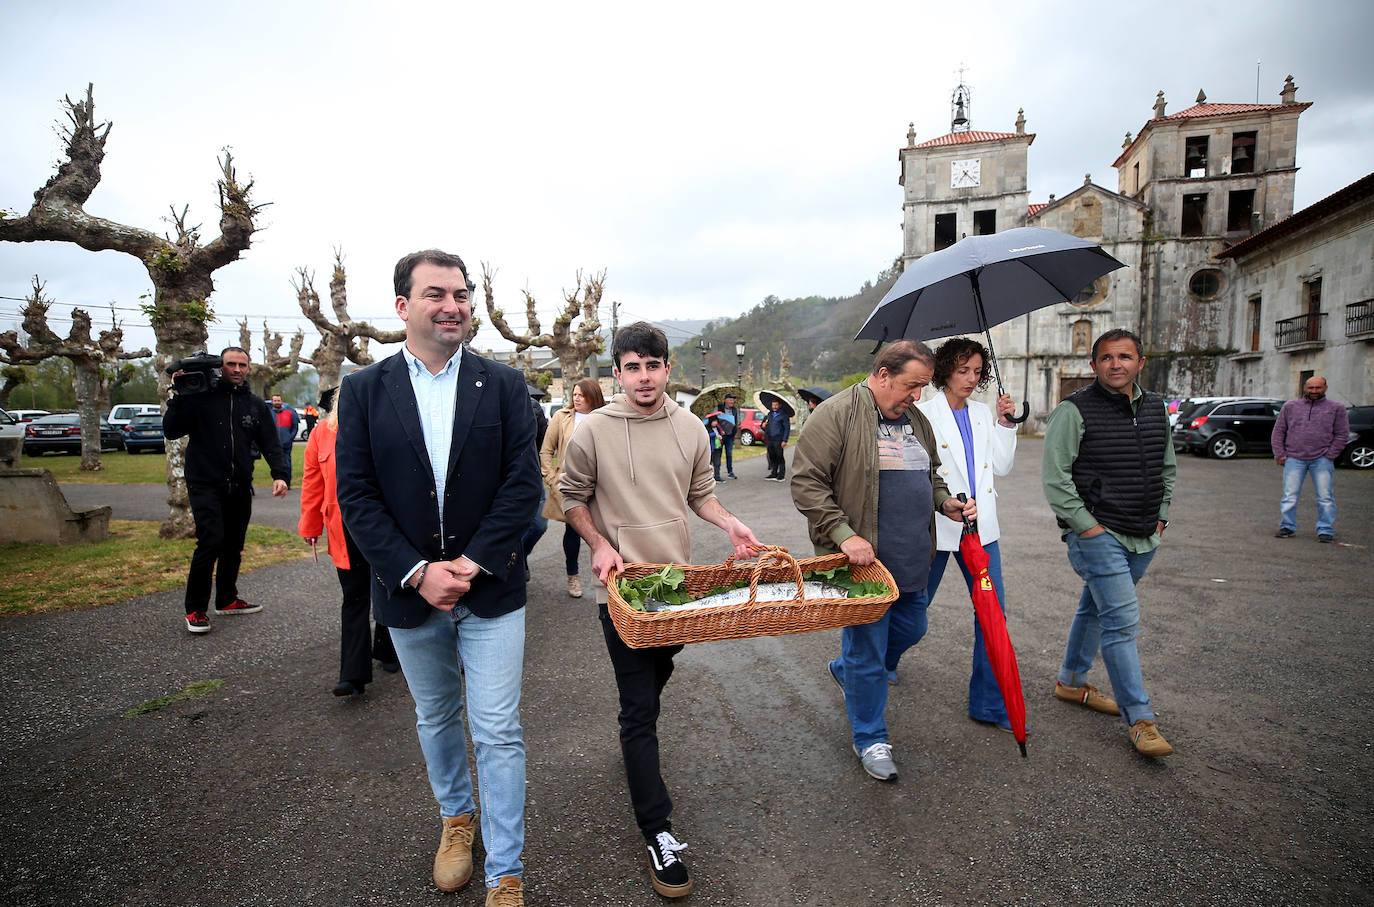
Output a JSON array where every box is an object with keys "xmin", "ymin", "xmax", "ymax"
[
  {"xmin": 389, "ymin": 605, "xmax": 526, "ymax": 885},
  {"xmin": 832, "ymin": 589, "xmax": 930, "ymax": 750},
  {"xmin": 1279, "ymin": 456, "xmax": 1336, "ymax": 535},
  {"xmin": 927, "ymin": 542, "xmax": 1009, "ymax": 725},
  {"xmin": 723, "ymin": 435, "xmax": 736, "ymax": 475},
  {"xmin": 1057, "ymin": 531, "xmax": 1156, "ymax": 727},
  {"xmin": 562, "ymin": 523, "xmax": 582, "ymax": 576}
]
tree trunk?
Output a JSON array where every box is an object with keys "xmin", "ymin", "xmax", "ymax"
[
  {"xmin": 153, "ymin": 289, "xmax": 212, "ymax": 539},
  {"xmin": 73, "ymin": 358, "xmax": 103, "ymax": 471}
]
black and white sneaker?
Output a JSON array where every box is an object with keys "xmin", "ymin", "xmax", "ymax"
[{"xmin": 645, "ymin": 830, "xmax": 692, "ymax": 898}]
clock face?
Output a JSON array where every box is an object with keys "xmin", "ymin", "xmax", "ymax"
[{"xmin": 951, "ymin": 158, "xmax": 981, "ymax": 188}]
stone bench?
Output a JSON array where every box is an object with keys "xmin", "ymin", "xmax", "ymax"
[{"xmin": 0, "ymin": 468, "xmax": 112, "ymax": 545}]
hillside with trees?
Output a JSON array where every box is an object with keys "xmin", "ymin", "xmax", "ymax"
[{"xmin": 671, "ymin": 266, "xmax": 900, "ymax": 389}]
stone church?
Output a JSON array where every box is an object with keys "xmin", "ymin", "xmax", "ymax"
[{"xmin": 899, "ymin": 77, "xmax": 1372, "ymax": 426}]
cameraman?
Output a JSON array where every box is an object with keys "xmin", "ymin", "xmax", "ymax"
[{"xmin": 163, "ymin": 346, "xmax": 290, "ymax": 635}]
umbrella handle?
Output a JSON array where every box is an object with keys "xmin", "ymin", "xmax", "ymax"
[
  {"xmin": 955, "ymin": 493, "xmax": 978, "ymax": 536},
  {"xmin": 1006, "ymin": 399, "xmax": 1030, "ymax": 425}
]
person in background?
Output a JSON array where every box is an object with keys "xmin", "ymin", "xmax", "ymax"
[
  {"xmin": 302, "ymin": 402, "xmax": 319, "ymax": 439},
  {"xmin": 719, "ymin": 393, "xmax": 740, "ymax": 479},
  {"xmin": 763, "ymin": 399, "xmax": 790, "ymax": 482},
  {"xmin": 540, "ymin": 377, "xmax": 606, "ymax": 599},
  {"xmin": 912, "ymin": 338, "xmax": 1019, "ymax": 724},
  {"xmin": 706, "ymin": 415, "xmax": 725, "ymax": 482},
  {"xmin": 163, "ymin": 346, "xmax": 289, "ymax": 634},
  {"xmin": 270, "ymin": 393, "xmax": 300, "ymax": 483},
  {"xmin": 298, "ymin": 386, "xmax": 399, "ymax": 696},
  {"xmin": 520, "ymin": 389, "xmax": 550, "ymax": 581},
  {"xmin": 1271, "ymin": 376, "xmax": 1348, "ymax": 543}
]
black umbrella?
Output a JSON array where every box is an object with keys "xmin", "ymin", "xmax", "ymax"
[
  {"xmin": 856, "ymin": 226, "xmax": 1126, "ymax": 423},
  {"xmin": 797, "ymin": 386, "xmax": 833, "ymax": 408},
  {"xmin": 756, "ymin": 389, "xmax": 796, "ymax": 418}
]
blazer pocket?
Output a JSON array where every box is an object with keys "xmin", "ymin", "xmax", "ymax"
[{"xmin": 615, "ymin": 518, "xmax": 690, "ymax": 565}]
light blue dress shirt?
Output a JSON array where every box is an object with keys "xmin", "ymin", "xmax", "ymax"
[{"xmin": 400, "ymin": 343, "xmax": 462, "ymax": 582}]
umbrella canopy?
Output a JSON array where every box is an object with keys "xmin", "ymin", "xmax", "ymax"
[
  {"xmin": 856, "ymin": 226, "xmax": 1127, "ymax": 344},
  {"xmin": 526, "ymin": 383, "xmax": 547, "ymax": 399},
  {"xmin": 755, "ymin": 389, "xmax": 796, "ymax": 418},
  {"xmin": 704, "ymin": 410, "xmax": 735, "ymax": 426},
  {"xmin": 955, "ymin": 494, "xmax": 1027, "ymax": 756},
  {"xmin": 691, "ymin": 382, "xmax": 746, "ymax": 418},
  {"xmin": 797, "ymin": 386, "xmax": 833, "ymax": 408}
]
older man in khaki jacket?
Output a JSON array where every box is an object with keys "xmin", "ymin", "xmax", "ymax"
[{"xmin": 791, "ymin": 339, "xmax": 972, "ymax": 782}]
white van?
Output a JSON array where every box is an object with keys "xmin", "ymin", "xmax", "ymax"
[{"xmin": 108, "ymin": 403, "xmax": 162, "ymax": 428}]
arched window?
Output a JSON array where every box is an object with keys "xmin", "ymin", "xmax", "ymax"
[{"xmin": 1071, "ymin": 276, "xmax": 1109, "ymax": 308}]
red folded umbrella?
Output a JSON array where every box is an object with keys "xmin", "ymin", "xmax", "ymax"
[{"xmin": 956, "ymin": 494, "xmax": 1027, "ymax": 757}]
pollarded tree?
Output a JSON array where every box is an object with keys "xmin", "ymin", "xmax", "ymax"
[
  {"xmin": 0, "ymin": 85, "xmax": 266, "ymax": 535},
  {"xmin": 294, "ymin": 249, "xmax": 405, "ymax": 397},
  {"xmin": 0, "ymin": 277, "xmax": 151, "ymax": 470},
  {"xmin": 482, "ymin": 264, "xmax": 604, "ymax": 384},
  {"xmin": 237, "ymin": 318, "xmax": 303, "ymax": 398},
  {"xmin": 0, "ymin": 366, "xmax": 29, "ymax": 409}
]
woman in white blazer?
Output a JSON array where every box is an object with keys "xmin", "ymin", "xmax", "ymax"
[{"xmin": 914, "ymin": 338, "xmax": 1019, "ymax": 730}]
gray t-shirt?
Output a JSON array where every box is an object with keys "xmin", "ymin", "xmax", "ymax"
[{"xmin": 876, "ymin": 416, "xmax": 933, "ymax": 593}]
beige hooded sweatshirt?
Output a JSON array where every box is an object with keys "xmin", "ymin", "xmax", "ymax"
[{"xmin": 558, "ymin": 394, "xmax": 717, "ymax": 603}]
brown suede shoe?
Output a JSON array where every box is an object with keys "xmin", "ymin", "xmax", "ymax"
[
  {"xmin": 486, "ymin": 876, "xmax": 524, "ymax": 906},
  {"xmin": 1054, "ymin": 681, "xmax": 1120, "ymax": 715},
  {"xmin": 433, "ymin": 813, "xmax": 475, "ymax": 892},
  {"xmin": 568, "ymin": 575, "xmax": 583, "ymax": 598},
  {"xmin": 1130, "ymin": 719, "xmax": 1174, "ymax": 757}
]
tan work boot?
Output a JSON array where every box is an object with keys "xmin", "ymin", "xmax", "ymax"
[
  {"xmin": 1054, "ymin": 681, "xmax": 1120, "ymax": 715},
  {"xmin": 1129, "ymin": 719, "xmax": 1174, "ymax": 757},
  {"xmin": 433, "ymin": 813, "xmax": 475, "ymax": 891},
  {"xmin": 486, "ymin": 876, "xmax": 524, "ymax": 906},
  {"xmin": 568, "ymin": 575, "xmax": 583, "ymax": 598}
]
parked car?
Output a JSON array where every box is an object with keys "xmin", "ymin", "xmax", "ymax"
[
  {"xmin": 123, "ymin": 412, "xmax": 166, "ymax": 454},
  {"xmin": 1340, "ymin": 405, "xmax": 1374, "ymax": 470},
  {"xmin": 0, "ymin": 407, "xmax": 23, "ymax": 441},
  {"xmin": 735, "ymin": 407, "xmax": 767, "ymax": 446},
  {"xmin": 1172, "ymin": 398, "xmax": 1283, "ymax": 459},
  {"xmin": 8, "ymin": 409, "xmax": 51, "ymax": 424},
  {"xmin": 1169, "ymin": 396, "xmax": 1249, "ymax": 429},
  {"xmin": 22, "ymin": 412, "xmax": 125, "ymax": 456},
  {"xmin": 107, "ymin": 403, "xmax": 162, "ymax": 429}
]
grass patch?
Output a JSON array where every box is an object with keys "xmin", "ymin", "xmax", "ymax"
[
  {"xmin": 124, "ymin": 678, "xmax": 225, "ymax": 718},
  {"xmin": 0, "ymin": 520, "xmax": 309, "ymax": 616},
  {"xmin": 25, "ymin": 444, "xmax": 306, "ymax": 487}
]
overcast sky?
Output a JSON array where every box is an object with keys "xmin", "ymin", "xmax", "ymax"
[{"xmin": 2, "ymin": 0, "xmax": 1371, "ymax": 361}]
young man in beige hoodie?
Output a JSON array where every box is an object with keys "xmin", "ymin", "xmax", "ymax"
[{"xmin": 560, "ymin": 322, "xmax": 761, "ymax": 899}]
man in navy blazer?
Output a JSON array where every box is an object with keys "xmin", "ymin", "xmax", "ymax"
[{"xmin": 336, "ymin": 249, "xmax": 539, "ymax": 903}]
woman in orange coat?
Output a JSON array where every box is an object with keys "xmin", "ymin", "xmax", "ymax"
[{"xmin": 299, "ymin": 387, "xmax": 398, "ymax": 696}]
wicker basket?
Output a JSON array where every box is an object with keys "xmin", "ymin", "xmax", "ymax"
[{"xmin": 606, "ymin": 545, "xmax": 898, "ymax": 649}]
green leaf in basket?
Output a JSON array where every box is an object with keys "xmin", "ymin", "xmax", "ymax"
[{"xmin": 802, "ymin": 565, "xmax": 890, "ymax": 598}]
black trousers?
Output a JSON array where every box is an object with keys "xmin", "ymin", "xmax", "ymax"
[
  {"xmin": 185, "ymin": 482, "xmax": 253, "ymax": 614},
  {"xmin": 765, "ymin": 439, "xmax": 785, "ymax": 477},
  {"xmin": 337, "ymin": 527, "xmax": 396, "ymax": 684},
  {"xmin": 599, "ymin": 604, "xmax": 682, "ymax": 838}
]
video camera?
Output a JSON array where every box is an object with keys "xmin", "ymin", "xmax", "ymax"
[{"xmin": 165, "ymin": 351, "xmax": 223, "ymax": 395}]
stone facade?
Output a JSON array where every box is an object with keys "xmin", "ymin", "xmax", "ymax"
[
  {"xmin": 1216, "ymin": 177, "xmax": 1374, "ymax": 402},
  {"xmin": 897, "ymin": 77, "xmax": 1370, "ymax": 427}
]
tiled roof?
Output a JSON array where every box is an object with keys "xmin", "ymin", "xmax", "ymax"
[
  {"xmin": 912, "ymin": 130, "xmax": 1032, "ymax": 149},
  {"xmin": 1216, "ymin": 172, "xmax": 1374, "ymax": 260},
  {"xmin": 1114, "ymin": 100, "xmax": 1312, "ymax": 167},
  {"xmin": 1027, "ymin": 203, "xmax": 1048, "ymax": 218},
  {"xmin": 1167, "ymin": 102, "xmax": 1287, "ymax": 119}
]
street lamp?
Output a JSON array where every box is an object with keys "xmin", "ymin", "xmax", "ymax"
[
  {"xmin": 697, "ymin": 337, "xmax": 712, "ymax": 389},
  {"xmin": 735, "ymin": 338, "xmax": 746, "ymax": 386}
]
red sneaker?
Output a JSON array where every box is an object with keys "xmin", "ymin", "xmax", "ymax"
[
  {"xmin": 185, "ymin": 612, "xmax": 211, "ymax": 634},
  {"xmin": 212, "ymin": 599, "xmax": 263, "ymax": 615}
]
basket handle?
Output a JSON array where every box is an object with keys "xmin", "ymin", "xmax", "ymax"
[{"xmin": 745, "ymin": 545, "xmax": 805, "ymax": 605}]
